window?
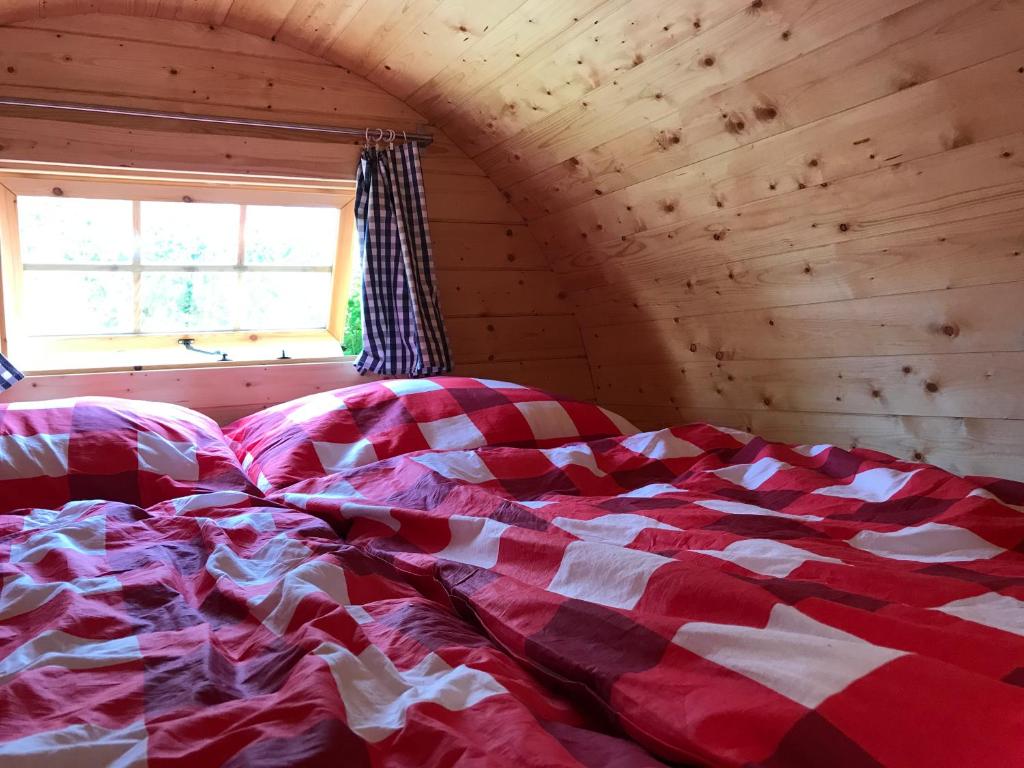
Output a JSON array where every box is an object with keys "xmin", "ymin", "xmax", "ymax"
[{"xmin": 0, "ymin": 170, "xmax": 361, "ymax": 373}]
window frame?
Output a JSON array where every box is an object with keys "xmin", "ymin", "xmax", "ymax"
[{"xmin": 0, "ymin": 165, "xmax": 359, "ymax": 374}]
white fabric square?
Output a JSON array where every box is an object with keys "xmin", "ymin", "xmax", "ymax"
[
  {"xmin": 673, "ymin": 604, "xmax": 905, "ymax": 708},
  {"xmin": 849, "ymin": 522, "xmax": 1005, "ymax": 563},
  {"xmin": 621, "ymin": 429, "xmax": 701, "ymax": 459},
  {"xmin": 513, "ymin": 401, "xmax": 578, "ymax": 441},
  {"xmin": 137, "ymin": 432, "xmax": 199, "ymax": 481},
  {"xmin": 473, "ymin": 378, "xmax": 526, "ymax": 390},
  {"xmin": 316, "ymin": 643, "xmax": 506, "ymax": 743},
  {"xmin": 285, "ymin": 393, "xmax": 348, "ymax": 424},
  {"xmin": 622, "ymin": 483, "xmax": 682, "ymax": 498},
  {"xmin": 695, "ymin": 498, "xmax": 824, "ymax": 523},
  {"xmin": 692, "ymin": 538, "xmax": 844, "ymax": 577},
  {"xmin": 711, "ymin": 457, "xmax": 792, "ymax": 490},
  {"xmin": 0, "ymin": 719, "xmax": 148, "ymax": 767},
  {"xmin": 11, "ymin": 517, "xmax": 107, "ymax": 564},
  {"xmin": 434, "ymin": 515, "xmax": 510, "ymax": 568},
  {"xmin": 417, "ymin": 413, "xmax": 487, "ymax": 450},
  {"xmin": 598, "ymin": 407, "xmax": 640, "ymax": 435},
  {"xmin": 412, "ymin": 451, "xmax": 496, "ymax": 484},
  {"xmin": 380, "ymin": 379, "xmax": 444, "ymax": 396},
  {"xmin": 0, "ymin": 630, "xmax": 141, "ymax": 686},
  {"xmin": 813, "ymin": 467, "xmax": 920, "ymax": 503},
  {"xmin": 547, "ymin": 540, "xmax": 671, "ymax": 610},
  {"xmin": 540, "ymin": 444, "xmax": 605, "ymax": 476},
  {"xmin": 314, "ymin": 439, "xmax": 378, "ymax": 472},
  {"xmin": 551, "ymin": 513, "xmax": 681, "ymax": 546},
  {"xmin": 935, "ymin": 592, "xmax": 1024, "ymax": 637},
  {"xmin": 0, "ymin": 433, "xmax": 69, "ymax": 480}
]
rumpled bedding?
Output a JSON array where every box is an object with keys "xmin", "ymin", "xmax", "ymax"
[{"xmin": 2, "ymin": 396, "xmax": 1023, "ymax": 767}]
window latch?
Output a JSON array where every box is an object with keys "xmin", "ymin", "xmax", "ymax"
[{"xmin": 178, "ymin": 337, "xmax": 230, "ymax": 362}]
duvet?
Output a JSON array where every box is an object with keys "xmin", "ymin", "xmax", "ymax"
[{"xmin": 1, "ymin": 381, "xmax": 1022, "ymax": 767}]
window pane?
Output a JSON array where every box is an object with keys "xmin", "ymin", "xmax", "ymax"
[
  {"xmin": 24, "ymin": 271, "xmax": 133, "ymax": 335},
  {"xmin": 140, "ymin": 201, "xmax": 239, "ymax": 265},
  {"xmin": 139, "ymin": 272, "xmax": 235, "ymax": 332},
  {"xmin": 18, "ymin": 197, "xmax": 134, "ymax": 265},
  {"xmin": 244, "ymin": 205, "xmax": 339, "ymax": 266},
  {"xmin": 239, "ymin": 272, "xmax": 331, "ymax": 330}
]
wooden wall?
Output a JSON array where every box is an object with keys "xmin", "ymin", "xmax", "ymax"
[
  {"xmin": 0, "ymin": 15, "xmax": 593, "ymax": 419},
  {"xmin": 0, "ymin": 3, "xmax": 1020, "ymax": 477}
]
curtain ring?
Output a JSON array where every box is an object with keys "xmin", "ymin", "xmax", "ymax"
[
  {"xmin": 374, "ymin": 128, "xmax": 384, "ymax": 147},
  {"xmin": 386, "ymin": 129, "xmax": 396, "ymax": 150},
  {"xmin": 364, "ymin": 127, "xmax": 371, "ymax": 147}
]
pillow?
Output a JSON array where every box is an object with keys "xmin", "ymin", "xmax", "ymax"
[
  {"xmin": 0, "ymin": 396, "xmax": 256, "ymax": 513},
  {"xmin": 224, "ymin": 377, "xmax": 638, "ymax": 493}
]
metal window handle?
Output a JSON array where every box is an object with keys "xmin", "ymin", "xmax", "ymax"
[{"xmin": 178, "ymin": 337, "xmax": 229, "ymax": 361}]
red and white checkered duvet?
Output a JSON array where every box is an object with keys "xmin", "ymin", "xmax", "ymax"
[{"xmin": 2, "ymin": 386, "xmax": 1023, "ymax": 767}]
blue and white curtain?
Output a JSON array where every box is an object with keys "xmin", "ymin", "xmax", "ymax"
[
  {"xmin": 354, "ymin": 141, "xmax": 452, "ymax": 377},
  {"xmin": 0, "ymin": 353, "xmax": 22, "ymax": 391}
]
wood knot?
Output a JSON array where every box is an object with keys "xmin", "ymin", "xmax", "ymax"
[
  {"xmin": 838, "ymin": 223, "xmax": 850, "ymax": 232},
  {"xmin": 940, "ymin": 323, "xmax": 959, "ymax": 337},
  {"xmin": 753, "ymin": 105, "xmax": 777, "ymax": 121},
  {"xmin": 51, "ymin": 187, "xmax": 64, "ymax": 197},
  {"xmin": 689, "ymin": 343, "xmax": 698, "ymax": 353},
  {"xmin": 715, "ymin": 351, "xmax": 725, "ymax": 360},
  {"xmin": 925, "ymin": 381, "xmax": 939, "ymax": 393},
  {"xmin": 702, "ymin": 56, "xmax": 715, "ymax": 67},
  {"xmin": 913, "ymin": 451, "xmax": 925, "ymax": 461}
]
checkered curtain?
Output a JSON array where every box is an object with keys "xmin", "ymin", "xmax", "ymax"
[
  {"xmin": 0, "ymin": 352, "xmax": 22, "ymax": 391},
  {"xmin": 354, "ymin": 141, "xmax": 452, "ymax": 377}
]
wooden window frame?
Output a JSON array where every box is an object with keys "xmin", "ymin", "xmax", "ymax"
[{"xmin": 0, "ymin": 164, "xmax": 359, "ymax": 374}]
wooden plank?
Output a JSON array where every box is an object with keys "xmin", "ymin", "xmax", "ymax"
[
  {"xmin": 584, "ymin": 282, "xmax": 1024, "ymax": 366},
  {"xmin": 474, "ymin": 0, "xmax": 920, "ymax": 186},
  {"xmin": 570, "ymin": 210, "xmax": 1024, "ymax": 328},
  {"xmin": 438, "ymin": 269, "xmax": 568, "ymax": 317},
  {"xmin": 368, "ymin": 0, "xmax": 526, "ymax": 101},
  {"xmin": 274, "ymin": 0, "xmax": 369, "ymax": 58},
  {"xmin": 447, "ymin": 314, "xmax": 584, "ymax": 363},
  {"xmin": 220, "ymin": 0, "xmax": 299, "ymax": 40},
  {"xmin": 405, "ymin": 0, "xmax": 608, "ymax": 122},
  {"xmin": 593, "ymin": 352, "xmax": 1024, "ymax": 420},
  {"xmin": 0, "ymin": 360, "xmax": 377, "ymax": 416},
  {"xmin": 0, "ymin": 25, "xmax": 420, "ymax": 125},
  {"xmin": 13, "ymin": 14, "xmax": 329, "ymax": 63},
  {"xmin": 552, "ymin": 131, "xmax": 1024, "ymax": 275},
  {"xmin": 429, "ymin": 222, "xmax": 550, "ymax": 271},
  {"xmin": 323, "ymin": 0, "xmax": 445, "ymax": 77},
  {"xmin": 425, "ymin": 173, "xmax": 523, "ymax": 224},
  {"xmin": 509, "ymin": 0, "xmax": 1024, "ymax": 220},
  {"xmin": 528, "ymin": 46, "xmax": 1024, "ymax": 250},
  {"xmin": 439, "ymin": 0, "xmax": 754, "ymax": 157}
]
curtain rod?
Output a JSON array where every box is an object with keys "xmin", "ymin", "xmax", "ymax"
[{"xmin": 0, "ymin": 96, "xmax": 434, "ymax": 146}]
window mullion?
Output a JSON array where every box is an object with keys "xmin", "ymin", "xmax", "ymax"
[
  {"xmin": 234, "ymin": 204, "xmax": 246, "ymax": 331},
  {"xmin": 132, "ymin": 200, "xmax": 142, "ymax": 334}
]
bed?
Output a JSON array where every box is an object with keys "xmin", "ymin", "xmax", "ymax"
[{"xmin": 1, "ymin": 377, "xmax": 1022, "ymax": 767}]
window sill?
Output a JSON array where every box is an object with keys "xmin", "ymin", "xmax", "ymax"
[{"xmin": 15, "ymin": 330, "xmax": 354, "ymax": 375}]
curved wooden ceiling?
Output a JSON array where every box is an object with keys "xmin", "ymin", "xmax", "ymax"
[{"xmin": 3, "ymin": 0, "xmax": 1024, "ymax": 476}]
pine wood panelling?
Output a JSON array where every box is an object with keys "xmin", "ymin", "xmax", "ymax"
[
  {"xmin": 0, "ymin": 2, "xmax": 1021, "ymax": 476},
  {"xmin": 508, "ymin": 0, "xmax": 1024, "ymax": 219},
  {"xmin": 569, "ymin": 211, "xmax": 1024, "ymax": 328},
  {"xmin": 594, "ymin": 352, "xmax": 1024, "ymax": 421},
  {"xmin": 585, "ymin": 282, "xmax": 1024, "ymax": 366}
]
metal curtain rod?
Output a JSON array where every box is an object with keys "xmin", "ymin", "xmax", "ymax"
[{"xmin": 0, "ymin": 96, "xmax": 434, "ymax": 146}]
